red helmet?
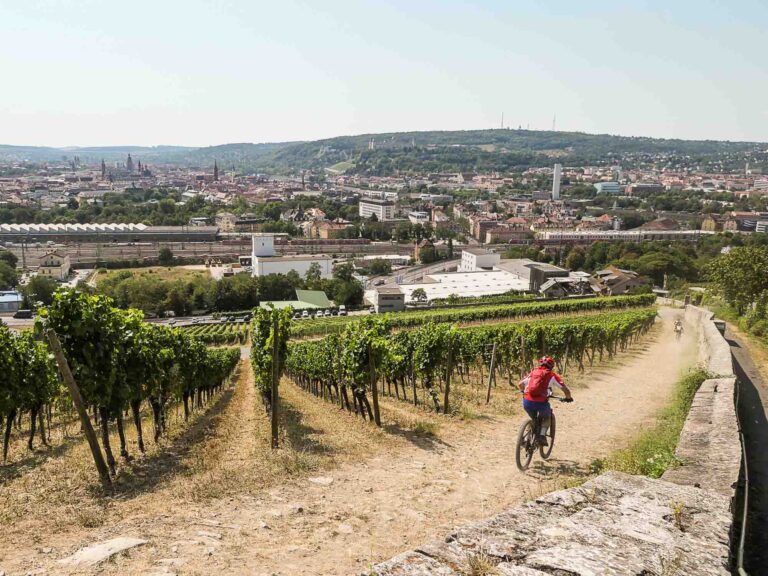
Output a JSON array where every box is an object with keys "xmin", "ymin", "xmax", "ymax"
[{"xmin": 539, "ymin": 356, "xmax": 555, "ymax": 369}]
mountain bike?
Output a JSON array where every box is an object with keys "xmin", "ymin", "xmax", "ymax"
[{"xmin": 515, "ymin": 395, "xmax": 572, "ymax": 472}]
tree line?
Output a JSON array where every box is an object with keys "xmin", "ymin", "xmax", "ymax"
[{"xmin": 96, "ymin": 262, "xmax": 364, "ymax": 317}]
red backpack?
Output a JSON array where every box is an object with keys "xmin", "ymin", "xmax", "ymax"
[{"xmin": 526, "ymin": 366, "xmax": 552, "ymax": 401}]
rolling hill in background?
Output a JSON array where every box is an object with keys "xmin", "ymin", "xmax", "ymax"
[{"xmin": 1, "ymin": 129, "xmax": 765, "ymax": 175}]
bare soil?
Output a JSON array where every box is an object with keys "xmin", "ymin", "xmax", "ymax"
[{"xmin": 0, "ymin": 308, "xmax": 697, "ymax": 576}]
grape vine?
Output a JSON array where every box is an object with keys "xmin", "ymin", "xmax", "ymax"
[{"xmin": 285, "ymin": 309, "xmax": 657, "ymax": 416}]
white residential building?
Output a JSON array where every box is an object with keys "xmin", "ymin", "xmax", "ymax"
[
  {"xmin": 38, "ymin": 251, "xmax": 70, "ymax": 281},
  {"xmin": 251, "ymin": 233, "xmax": 333, "ymax": 278},
  {"xmin": 459, "ymin": 248, "xmax": 501, "ymax": 272},
  {"xmin": 359, "ymin": 198, "xmax": 396, "ymax": 221}
]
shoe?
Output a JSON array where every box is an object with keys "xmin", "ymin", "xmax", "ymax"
[{"xmin": 537, "ymin": 435, "xmax": 548, "ymax": 446}]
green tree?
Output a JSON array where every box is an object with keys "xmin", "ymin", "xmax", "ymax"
[
  {"xmin": 565, "ymin": 247, "xmax": 586, "ymax": 271},
  {"xmin": 332, "ymin": 279, "xmax": 363, "ymax": 306},
  {"xmin": 705, "ymin": 246, "xmax": 768, "ymax": 315},
  {"xmin": 0, "ymin": 261, "xmax": 18, "ymax": 290},
  {"xmin": 418, "ymin": 246, "xmax": 439, "ymax": 264},
  {"xmin": 411, "ymin": 288, "xmax": 428, "ymax": 302},
  {"xmin": 305, "ymin": 262, "xmax": 323, "ymax": 288},
  {"xmin": 23, "ymin": 275, "xmax": 59, "ymax": 307},
  {"xmin": 158, "ymin": 246, "xmax": 174, "ymax": 266},
  {"xmin": 333, "ymin": 262, "xmax": 355, "ymax": 282},
  {"xmin": 368, "ymin": 258, "xmax": 392, "ymax": 276},
  {"xmin": 0, "ymin": 250, "xmax": 18, "ymax": 268}
]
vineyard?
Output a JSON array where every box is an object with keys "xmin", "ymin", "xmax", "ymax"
[
  {"xmin": 181, "ymin": 322, "xmax": 249, "ymax": 345},
  {"xmin": 284, "ymin": 308, "xmax": 657, "ymax": 424},
  {"xmin": 291, "ymin": 293, "xmax": 656, "ymax": 338},
  {"xmin": 0, "ymin": 290, "xmax": 240, "ymax": 481}
]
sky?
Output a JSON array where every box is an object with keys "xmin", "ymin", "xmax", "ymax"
[{"xmin": 0, "ymin": 0, "xmax": 766, "ymax": 147}]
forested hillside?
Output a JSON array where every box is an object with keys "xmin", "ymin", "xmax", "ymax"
[{"xmin": 2, "ymin": 129, "xmax": 765, "ymax": 175}]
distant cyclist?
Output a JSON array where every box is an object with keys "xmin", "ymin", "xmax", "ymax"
[
  {"xmin": 674, "ymin": 319, "xmax": 684, "ymax": 339},
  {"xmin": 518, "ymin": 356, "xmax": 573, "ymax": 446}
]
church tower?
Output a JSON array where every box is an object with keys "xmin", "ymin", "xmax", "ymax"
[
  {"xmin": 126, "ymin": 153, "xmax": 134, "ymax": 173},
  {"xmin": 101, "ymin": 159, "xmax": 106, "ymax": 180},
  {"xmin": 214, "ymin": 160, "xmax": 219, "ymax": 182}
]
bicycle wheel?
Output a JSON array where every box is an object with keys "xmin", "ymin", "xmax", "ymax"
[
  {"xmin": 516, "ymin": 419, "xmax": 535, "ymax": 471},
  {"xmin": 539, "ymin": 412, "xmax": 556, "ymax": 459}
]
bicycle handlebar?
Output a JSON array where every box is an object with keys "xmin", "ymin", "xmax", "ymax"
[{"xmin": 519, "ymin": 392, "xmax": 573, "ymax": 403}]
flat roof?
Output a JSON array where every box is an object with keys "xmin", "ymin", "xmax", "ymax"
[
  {"xmin": 254, "ymin": 255, "xmax": 332, "ymax": 262},
  {"xmin": 375, "ymin": 286, "xmax": 403, "ymax": 295},
  {"xmin": 462, "ymin": 247, "xmax": 493, "ymax": 256},
  {"xmin": 528, "ymin": 262, "xmax": 568, "ymax": 273},
  {"xmin": 399, "ymin": 270, "xmax": 529, "ymax": 302}
]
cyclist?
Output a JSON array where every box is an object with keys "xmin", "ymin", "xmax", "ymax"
[{"xmin": 518, "ymin": 356, "xmax": 573, "ymax": 446}]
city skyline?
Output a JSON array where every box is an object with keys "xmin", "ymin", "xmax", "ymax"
[{"xmin": 1, "ymin": 0, "xmax": 766, "ymax": 147}]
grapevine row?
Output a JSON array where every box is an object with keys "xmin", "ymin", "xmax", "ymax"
[
  {"xmin": 182, "ymin": 322, "xmax": 249, "ymax": 345},
  {"xmin": 291, "ymin": 294, "xmax": 656, "ymax": 338},
  {"xmin": 285, "ymin": 309, "xmax": 657, "ymax": 418},
  {"xmin": 0, "ymin": 290, "xmax": 240, "ymax": 476}
]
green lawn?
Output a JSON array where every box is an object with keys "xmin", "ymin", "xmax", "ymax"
[{"xmin": 325, "ymin": 160, "xmax": 356, "ymax": 174}]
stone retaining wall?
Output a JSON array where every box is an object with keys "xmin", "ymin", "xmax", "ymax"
[
  {"xmin": 684, "ymin": 304, "xmax": 735, "ymax": 378},
  {"xmin": 371, "ymin": 472, "xmax": 732, "ymax": 576},
  {"xmin": 660, "ymin": 305, "xmax": 740, "ymax": 496},
  {"xmin": 371, "ymin": 305, "xmax": 742, "ymax": 575}
]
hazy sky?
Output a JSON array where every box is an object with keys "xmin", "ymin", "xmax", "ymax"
[{"xmin": 1, "ymin": 0, "xmax": 766, "ymax": 147}]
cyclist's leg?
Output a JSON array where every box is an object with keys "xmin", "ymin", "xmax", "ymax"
[
  {"xmin": 522, "ymin": 398, "xmax": 538, "ymax": 421},
  {"xmin": 539, "ymin": 403, "xmax": 552, "ymax": 436},
  {"xmin": 523, "ymin": 399, "xmax": 550, "ymax": 440}
]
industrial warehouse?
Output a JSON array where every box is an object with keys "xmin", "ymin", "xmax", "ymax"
[{"xmin": 0, "ymin": 223, "xmax": 219, "ymax": 243}]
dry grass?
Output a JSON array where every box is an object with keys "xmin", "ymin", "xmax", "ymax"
[
  {"xmin": 94, "ymin": 265, "xmax": 207, "ymax": 285},
  {"xmin": 464, "ymin": 549, "xmax": 499, "ymax": 575},
  {"xmin": 0, "ymin": 323, "xmax": 662, "ymax": 556},
  {"xmin": 0, "ymin": 361, "xmax": 404, "ymax": 547}
]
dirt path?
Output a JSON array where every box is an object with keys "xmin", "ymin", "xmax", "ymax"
[{"xmin": 1, "ymin": 308, "xmax": 697, "ymax": 576}]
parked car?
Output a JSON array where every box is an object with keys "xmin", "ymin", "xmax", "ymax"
[
  {"xmin": 13, "ymin": 309, "xmax": 33, "ymax": 319},
  {"xmin": 301, "ymin": 310, "xmax": 309, "ymax": 319}
]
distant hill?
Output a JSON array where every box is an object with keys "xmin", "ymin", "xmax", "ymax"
[{"xmin": 1, "ymin": 129, "xmax": 765, "ymax": 175}]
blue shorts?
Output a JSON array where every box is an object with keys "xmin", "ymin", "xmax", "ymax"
[{"xmin": 523, "ymin": 398, "xmax": 551, "ymax": 420}]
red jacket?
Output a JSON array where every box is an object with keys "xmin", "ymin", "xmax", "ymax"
[{"xmin": 521, "ymin": 367, "xmax": 564, "ymax": 403}]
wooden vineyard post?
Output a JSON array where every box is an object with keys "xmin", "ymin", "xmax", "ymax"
[
  {"xmin": 443, "ymin": 343, "xmax": 453, "ymax": 415},
  {"xmin": 338, "ymin": 350, "xmax": 345, "ymax": 410},
  {"xmin": 485, "ymin": 342, "xmax": 497, "ymax": 404},
  {"xmin": 520, "ymin": 334, "xmax": 526, "ymax": 378},
  {"xmin": 368, "ymin": 344, "xmax": 381, "ymax": 427},
  {"xmin": 271, "ymin": 314, "xmax": 280, "ymax": 449},
  {"xmin": 561, "ymin": 336, "xmax": 571, "ymax": 375},
  {"xmin": 45, "ymin": 329, "xmax": 112, "ymax": 488}
]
